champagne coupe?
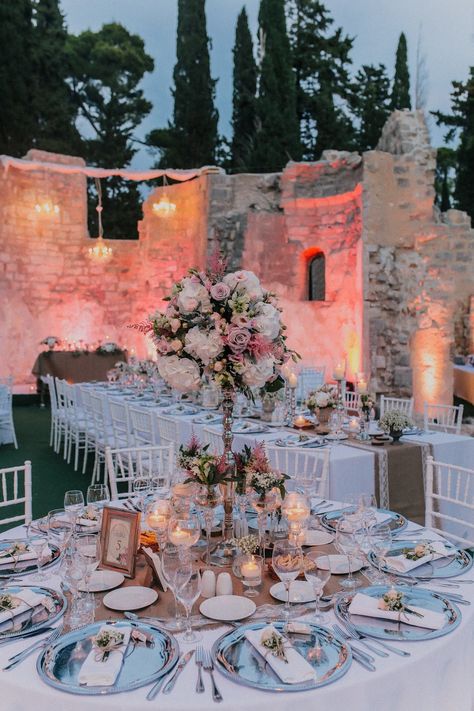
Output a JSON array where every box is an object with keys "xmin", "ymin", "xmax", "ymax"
[{"xmin": 272, "ymin": 540, "xmax": 303, "ymax": 622}]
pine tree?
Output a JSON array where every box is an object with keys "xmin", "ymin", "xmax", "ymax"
[
  {"xmin": 249, "ymin": 0, "xmax": 300, "ymax": 171},
  {"xmin": 350, "ymin": 64, "xmax": 391, "ymax": 151},
  {"xmin": 390, "ymin": 32, "xmax": 411, "ymax": 110},
  {"xmin": 434, "ymin": 68, "xmax": 474, "ymax": 221},
  {"xmin": 147, "ymin": 0, "xmax": 218, "ymax": 168},
  {"xmin": 231, "ymin": 7, "xmax": 257, "ymax": 172},
  {"xmin": 287, "ymin": 0, "xmax": 355, "ymax": 159},
  {"xmin": 32, "ymin": 0, "xmax": 80, "ymax": 154},
  {"xmin": 68, "ymin": 23, "xmax": 154, "ymax": 238},
  {"xmin": 0, "ymin": 0, "xmax": 35, "ymax": 156}
]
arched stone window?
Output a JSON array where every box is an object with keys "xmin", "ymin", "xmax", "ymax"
[{"xmin": 308, "ymin": 252, "xmax": 325, "ymax": 301}]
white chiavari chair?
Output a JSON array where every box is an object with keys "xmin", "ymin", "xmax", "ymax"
[
  {"xmin": 0, "ymin": 377, "xmax": 18, "ymax": 449},
  {"xmin": 88, "ymin": 391, "xmax": 115, "ymax": 484},
  {"xmin": 0, "ymin": 461, "xmax": 32, "ymax": 527},
  {"xmin": 109, "ymin": 399, "xmax": 135, "ymax": 449},
  {"xmin": 379, "ymin": 395, "xmax": 414, "ymax": 418},
  {"xmin": 264, "ymin": 443, "xmax": 330, "ymax": 498},
  {"xmin": 344, "ymin": 391, "xmax": 361, "ymax": 414},
  {"xmin": 54, "ymin": 378, "xmax": 71, "ymax": 459},
  {"xmin": 423, "ymin": 403, "xmax": 464, "ymax": 435},
  {"xmin": 43, "ymin": 374, "xmax": 59, "ymax": 450},
  {"xmin": 129, "ymin": 406, "xmax": 157, "ymax": 447},
  {"xmin": 156, "ymin": 415, "xmax": 179, "ymax": 450},
  {"xmin": 62, "ymin": 382, "xmax": 88, "ymax": 471},
  {"xmin": 105, "ymin": 444, "xmax": 174, "ymax": 500},
  {"xmin": 202, "ymin": 427, "xmax": 224, "ymax": 456},
  {"xmin": 425, "ymin": 455, "xmax": 474, "ymax": 547}
]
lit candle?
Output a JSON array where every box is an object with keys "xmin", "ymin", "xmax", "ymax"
[
  {"xmin": 168, "ymin": 526, "xmax": 192, "ymax": 546},
  {"xmin": 282, "ymin": 492, "xmax": 310, "ymax": 522},
  {"xmin": 288, "ymin": 373, "xmax": 298, "ymax": 389},
  {"xmin": 333, "ymin": 361, "xmax": 345, "ymax": 381},
  {"xmin": 294, "ymin": 414, "xmax": 306, "ymax": 428},
  {"xmin": 349, "ymin": 417, "xmax": 360, "ymax": 434},
  {"xmin": 358, "ymin": 379, "xmax": 368, "ymax": 395},
  {"xmin": 241, "ymin": 558, "xmax": 261, "ymax": 580}
]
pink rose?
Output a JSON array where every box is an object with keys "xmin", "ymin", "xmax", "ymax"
[
  {"xmin": 210, "ymin": 282, "xmax": 231, "ymax": 301},
  {"xmin": 170, "ymin": 338, "xmax": 182, "ymax": 351},
  {"xmin": 226, "ymin": 326, "xmax": 251, "ymax": 353},
  {"xmin": 156, "ymin": 339, "xmax": 171, "ymax": 355},
  {"xmin": 170, "ymin": 318, "xmax": 181, "ymax": 333}
]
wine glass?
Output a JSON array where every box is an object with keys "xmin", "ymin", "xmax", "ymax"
[
  {"xmin": 161, "ymin": 544, "xmax": 189, "ymax": 629},
  {"xmin": 47, "ymin": 509, "xmax": 73, "ymax": 555},
  {"xmin": 86, "ymin": 484, "xmax": 110, "ymax": 510},
  {"xmin": 334, "ymin": 518, "xmax": 361, "ymax": 589},
  {"xmin": 133, "ymin": 477, "xmax": 151, "ymax": 512},
  {"xmin": 64, "ymin": 490, "xmax": 84, "ymax": 534},
  {"xmin": 175, "ymin": 564, "xmax": 202, "ymax": 643},
  {"xmin": 27, "ymin": 533, "xmax": 50, "ymax": 581},
  {"xmin": 75, "ymin": 534, "xmax": 101, "ymax": 619},
  {"xmin": 369, "ymin": 523, "xmax": 393, "ymax": 583},
  {"xmin": 272, "ymin": 540, "xmax": 303, "ymax": 622},
  {"xmin": 304, "ymin": 555, "xmax": 331, "ymax": 623}
]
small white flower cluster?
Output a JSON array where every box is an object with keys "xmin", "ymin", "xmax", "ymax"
[
  {"xmin": 379, "ymin": 410, "xmax": 413, "ymax": 432},
  {"xmin": 248, "ymin": 470, "xmax": 284, "ymax": 493}
]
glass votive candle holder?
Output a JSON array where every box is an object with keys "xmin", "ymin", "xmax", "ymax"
[{"xmin": 240, "ymin": 554, "xmax": 263, "ymax": 597}]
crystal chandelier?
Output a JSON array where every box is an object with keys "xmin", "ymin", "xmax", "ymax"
[
  {"xmin": 88, "ymin": 178, "xmax": 112, "ymax": 261},
  {"xmin": 152, "ymin": 176, "xmax": 176, "ymax": 217}
]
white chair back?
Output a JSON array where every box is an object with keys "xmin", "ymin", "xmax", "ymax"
[
  {"xmin": 105, "ymin": 444, "xmax": 174, "ymax": 499},
  {"xmin": 344, "ymin": 391, "xmax": 360, "ymax": 414},
  {"xmin": 156, "ymin": 415, "xmax": 178, "ymax": 449},
  {"xmin": 425, "ymin": 455, "xmax": 474, "ymax": 547},
  {"xmin": 264, "ymin": 444, "xmax": 330, "ymax": 498},
  {"xmin": 0, "ymin": 377, "xmax": 18, "ymax": 449},
  {"xmin": 423, "ymin": 403, "xmax": 464, "ymax": 435},
  {"xmin": 379, "ymin": 395, "xmax": 414, "ymax": 418},
  {"xmin": 89, "ymin": 391, "xmax": 113, "ymax": 447},
  {"xmin": 202, "ymin": 427, "xmax": 224, "ymax": 456},
  {"xmin": 109, "ymin": 399, "xmax": 134, "ymax": 448},
  {"xmin": 44, "ymin": 374, "xmax": 58, "ymax": 416},
  {"xmin": 129, "ymin": 407, "xmax": 157, "ymax": 446},
  {"xmin": 296, "ymin": 366, "xmax": 325, "ymax": 403},
  {"xmin": 0, "ymin": 461, "xmax": 32, "ymax": 526}
]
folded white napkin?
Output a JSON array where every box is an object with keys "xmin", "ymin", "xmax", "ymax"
[
  {"xmin": 245, "ymin": 626, "xmax": 315, "ymax": 684},
  {"xmin": 0, "ymin": 547, "xmax": 37, "ymax": 567},
  {"xmin": 348, "ymin": 592, "xmax": 445, "ymax": 630},
  {"xmin": 384, "ymin": 541, "xmax": 451, "ymax": 573},
  {"xmin": 0, "ymin": 589, "xmax": 48, "ymax": 629},
  {"xmin": 373, "ymin": 511, "xmax": 392, "ymax": 526},
  {"xmin": 78, "ymin": 625, "xmax": 131, "ymax": 687}
]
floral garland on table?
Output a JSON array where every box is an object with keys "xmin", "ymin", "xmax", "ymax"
[
  {"xmin": 379, "ymin": 410, "xmax": 413, "ymax": 433},
  {"xmin": 95, "ymin": 341, "xmax": 122, "ymax": 355},
  {"xmin": 305, "ymin": 384, "xmax": 338, "ymax": 412},
  {"xmin": 131, "ymin": 252, "xmax": 296, "ymax": 398},
  {"xmin": 235, "ymin": 443, "xmax": 289, "ymax": 500}
]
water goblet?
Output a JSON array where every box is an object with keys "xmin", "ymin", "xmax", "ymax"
[
  {"xmin": 161, "ymin": 544, "xmax": 188, "ymax": 628},
  {"xmin": 64, "ymin": 489, "xmax": 84, "ymax": 534},
  {"xmin": 133, "ymin": 477, "xmax": 151, "ymax": 512},
  {"xmin": 272, "ymin": 540, "xmax": 303, "ymax": 622},
  {"xmin": 304, "ymin": 555, "xmax": 331, "ymax": 623},
  {"xmin": 47, "ymin": 509, "xmax": 73, "ymax": 556},
  {"xmin": 175, "ymin": 565, "xmax": 202, "ymax": 643},
  {"xmin": 75, "ymin": 533, "xmax": 100, "ymax": 620},
  {"xmin": 86, "ymin": 483, "xmax": 110, "ymax": 510},
  {"xmin": 334, "ymin": 518, "xmax": 361, "ymax": 589},
  {"xmin": 369, "ymin": 523, "xmax": 393, "ymax": 583},
  {"xmin": 27, "ymin": 533, "xmax": 50, "ymax": 581}
]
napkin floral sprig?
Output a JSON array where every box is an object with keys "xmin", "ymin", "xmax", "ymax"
[
  {"xmin": 378, "ymin": 589, "xmax": 424, "ymax": 619},
  {"xmin": 261, "ymin": 626, "xmax": 288, "ymax": 663},
  {"xmin": 0, "ymin": 542, "xmax": 29, "ymax": 558},
  {"xmin": 92, "ymin": 629, "xmax": 125, "ymax": 662},
  {"xmin": 0, "ymin": 593, "xmax": 19, "ymax": 612},
  {"xmin": 82, "ymin": 508, "xmax": 99, "ymax": 522},
  {"xmin": 402, "ymin": 543, "xmax": 434, "ymax": 561}
]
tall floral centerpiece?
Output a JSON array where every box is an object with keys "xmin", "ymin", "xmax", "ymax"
[{"xmin": 134, "ymin": 253, "xmax": 294, "ymax": 563}]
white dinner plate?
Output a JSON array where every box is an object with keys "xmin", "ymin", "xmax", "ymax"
[
  {"xmin": 200, "ymin": 594, "xmax": 256, "ymax": 621},
  {"xmin": 103, "ymin": 585, "xmax": 158, "ymax": 611},
  {"xmin": 315, "ymin": 554, "xmax": 364, "ymax": 574},
  {"xmin": 269, "ymin": 581, "xmax": 316, "ymax": 603},
  {"xmin": 78, "ymin": 569, "xmax": 124, "ymax": 593},
  {"xmin": 304, "ymin": 530, "xmax": 334, "ymax": 546}
]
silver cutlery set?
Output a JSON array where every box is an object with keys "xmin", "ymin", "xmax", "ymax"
[{"xmin": 146, "ymin": 646, "xmax": 223, "ymax": 702}]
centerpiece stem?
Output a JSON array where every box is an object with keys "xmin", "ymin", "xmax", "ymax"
[{"xmin": 221, "ymin": 388, "xmax": 236, "ymax": 542}]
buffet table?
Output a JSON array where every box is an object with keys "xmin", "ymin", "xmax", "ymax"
[{"xmin": 1, "ymin": 511, "xmax": 473, "ymax": 711}]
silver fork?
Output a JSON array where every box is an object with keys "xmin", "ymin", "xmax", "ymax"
[
  {"xmin": 342, "ymin": 616, "xmax": 411, "ymax": 657},
  {"xmin": 3, "ymin": 625, "xmax": 63, "ymax": 670},
  {"xmin": 202, "ymin": 650, "xmax": 222, "ymax": 702},
  {"xmin": 195, "ymin": 645, "xmax": 205, "ymax": 693}
]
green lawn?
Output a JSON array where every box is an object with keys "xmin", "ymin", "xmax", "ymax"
[{"xmin": 0, "ymin": 406, "xmax": 91, "ymax": 528}]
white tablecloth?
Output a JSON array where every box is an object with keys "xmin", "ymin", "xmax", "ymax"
[{"xmin": 1, "ymin": 517, "xmax": 473, "ymax": 711}]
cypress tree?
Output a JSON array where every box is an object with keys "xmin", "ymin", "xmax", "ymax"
[
  {"xmin": 231, "ymin": 7, "xmax": 257, "ymax": 172},
  {"xmin": 350, "ymin": 64, "xmax": 391, "ymax": 151},
  {"xmin": 32, "ymin": 0, "xmax": 80, "ymax": 154},
  {"xmin": 249, "ymin": 0, "xmax": 300, "ymax": 172},
  {"xmin": 390, "ymin": 32, "xmax": 411, "ymax": 110},
  {"xmin": 0, "ymin": 0, "xmax": 35, "ymax": 156},
  {"xmin": 147, "ymin": 0, "xmax": 219, "ymax": 168}
]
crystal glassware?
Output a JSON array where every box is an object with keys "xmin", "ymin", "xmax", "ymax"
[
  {"xmin": 334, "ymin": 518, "xmax": 361, "ymax": 589},
  {"xmin": 304, "ymin": 554, "xmax": 331, "ymax": 623},
  {"xmin": 75, "ymin": 533, "xmax": 100, "ymax": 620},
  {"xmin": 196, "ymin": 485, "xmax": 222, "ymax": 565},
  {"xmin": 240, "ymin": 554, "xmax": 263, "ymax": 597},
  {"xmin": 27, "ymin": 533, "xmax": 50, "ymax": 581},
  {"xmin": 168, "ymin": 514, "xmax": 201, "ymax": 562},
  {"xmin": 272, "ymin": 540, "xmax": 303, "ymax": 621},
  {"xmin": 161, "ymin": 544, "xmax": 187, "ymax": 628},
  {"xmin": 174, "ymin": 564, "xmax": 202, "ymax": 643},
  {"xmin": 64, "ymin": 489, "xmax": 84, "ymax": 534},
  {"xmin": 86, "ymin": 483, "xmax": 110, "ymax": 509},
  {"xmin": 133, "ymin": 477, "xmax": 151, "ymax": 512},
  {"xmin": 369, "ymin": 523, "xmax": 393, "ymax": 583}
]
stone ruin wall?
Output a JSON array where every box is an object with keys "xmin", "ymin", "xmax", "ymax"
[{"xmin": 0, "ymin": 111, "xmax": 472, "ymax": 411}]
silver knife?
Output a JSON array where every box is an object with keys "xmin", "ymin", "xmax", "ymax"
[
  {"xmin": 162, "ymin": 649, "xmax": 195, "ymax": 694},
  {"xmin": 147, "ymin": 650, "xmax": 194, "ymax": 700}
]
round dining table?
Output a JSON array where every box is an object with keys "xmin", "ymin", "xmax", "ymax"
[{"xmin": 1, "ymin": 511, "xmax": 473, "ymax": 711}]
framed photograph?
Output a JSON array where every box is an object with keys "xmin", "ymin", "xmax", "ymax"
[{"xmin": 99, "ymin": 507, "xmax": 140, "ymax": 578}]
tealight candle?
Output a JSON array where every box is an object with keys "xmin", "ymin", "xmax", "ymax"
[
  {"xmin": 294, "ymin": 414, "xmax": 306, "ymax": 428},
  {"xmin": 240, "ymin": 555, "xmax": 263, "ymax": 597},
  {"xmin": 333, "ymin": 363, "xmax": 345, "ymax": 381},
  {"xmin": 349, "ymin": 417, "xmax": 360, "ymax": 434},
  {"xmin": 288, "ymin": 373, "xmax": 298, "ymax": 389},
  {"xmin": 168, "ymin": 526, "xmax": 193, "ymax": 546},
  {"xmin": 282, "ymin": 492, "xmax": 311, "ymax": 523}
]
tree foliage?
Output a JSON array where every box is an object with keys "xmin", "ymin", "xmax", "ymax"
[
  {"xmin": 349, "ymin": 64, "xmax": 391, "ymax": 151},
  {"xmin": 390, "ymin": 32, "xmax": 411, "ymax": 110},
  {"xmin": 230, "ymin": 7, "xmax": 257, "ymax": 172},
  {"xmin": 147, "ymin": 0, "xmax": 219, "ymax": 168}
]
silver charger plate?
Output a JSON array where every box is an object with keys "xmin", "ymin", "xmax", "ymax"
[
  {"xmin": 0, "ymin": 585, "xmax": 66, "ymax": 640},
  {"xmin": 368, "ymin": 539, "xmax": 473, "ymax": 579},
  {"xmin": 37, "ymin": 620, "xmax": 179, "ymax": 695},
  {"xmin": 335, "ymin": 584, "xmax": 461, "ymax": 641},
  {"xmin": 320, "ymin": 507, "xmax": 407, "ymax": 534},
  {"xmin": 211, "ymin": 620, "xmax": 351, "ymax": 692},
  {"xmin": 0, "ymin": 539, "xmax": 61, "ymax": 578}
]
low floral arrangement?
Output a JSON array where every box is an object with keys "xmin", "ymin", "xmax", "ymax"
[
  {"xmin": 378, "ymin": 588, "xmax": 423, "ymax": 618},
  {"xmin": 261, "ymin": 626, "xmax": 288, "ymax": 662},
  {"xmin": 232, "ymin": 534, "xmax": 259, "ymax": 555},
  {"xmin": 0, "ymin": 593, "xmax": 19, "ymax": 612},
  {"xmin": 178, "ymin": 435, "xmax": 230, "ymax": 489},
  {"xmin": 41, "ymin": 336, "xmax": 61, "ymax": 350},
  {"xmin": 305, "ymin": 384, "xmax": 338, "ymax": 412},
  {"xmin": 402, "ymin": 543, "xmax": 434, "ymax": 561},
  {"xmin": 92, "ymin": 629, "xmax": 125, "ymax": 662},
  {"xmin": 360, "ymin": 393, "xmax": 376, "ymax": 413},
  {"xmin": 131, "ymin": 252, "xmax": 296, "ymax": 397},
  {"xmin": 235, "ymin": 443, "xmax": 288, "ymax": 499},
  {"xmin": 379, "ymin": 410, "xmax": 413, "ymax": 433},
  {"xmin": 96, "ymin": 341, "xmax": 122, "ymax": 355}
]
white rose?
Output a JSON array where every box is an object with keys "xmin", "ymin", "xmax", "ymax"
[
  {"xmin": 242, "ymin": 356, "xmax": 276, "ymax": 388},
  {"xmin": 177, "ymin": 277, "xmax": 211, "ymax": 314},
  {"xmin": 223, "ymin": 270, "xmax": 264, "ymax": 300},
  {"xmin": 184, "ymin": 326, "xmax": 223, "ymax": 365},
  {"xmin": 316, "ymin": 392, "xmax": 330, "ymax": 408},
  {"xmin": 253, "ymin": 302, "xmax": 281, "ymax": 341},
  {"xmin": 157, "ymin": 355, "xmax": 201, "ymax": 392}
]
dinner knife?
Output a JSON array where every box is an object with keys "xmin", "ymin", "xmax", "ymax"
[
  {"xmin": 162, "ymin": 649, "xmax": 195, "ymax": 694},
  {"xmin": 146, "ymin": 650, "xmax": 194, "ymax": 700}
]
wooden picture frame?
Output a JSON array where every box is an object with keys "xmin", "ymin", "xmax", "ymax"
[{"xmin": 99, "ymin": 506, "xmax": 140, "ymax": 578}]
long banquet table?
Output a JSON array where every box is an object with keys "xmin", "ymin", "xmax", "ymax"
[{"xmin": 1, "ymin": 509, "xmax": 474, "ymax": 711}]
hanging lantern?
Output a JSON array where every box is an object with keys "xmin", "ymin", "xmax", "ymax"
[
  {"xmin": 152, "ymin": 176, "xmax": 176, "ymax": 217},
  {"xmin": 88, "ymin": 178, "xmax": 112, "ymax": 261}
]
